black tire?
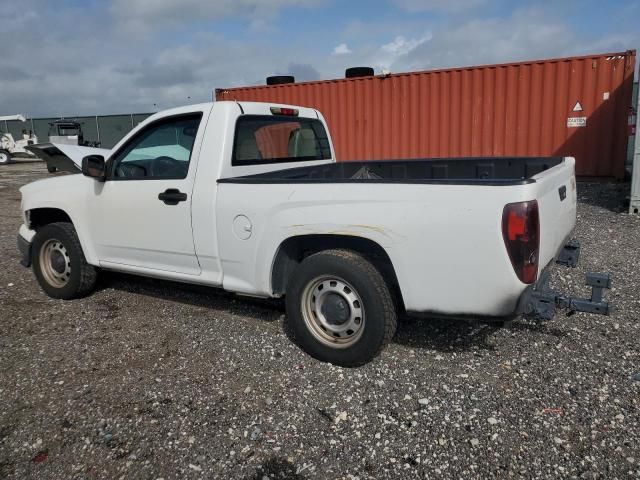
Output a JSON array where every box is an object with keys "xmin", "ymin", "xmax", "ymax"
[
  {"xmin": 47, "ymin": 165, "xmax": 57, "ymax": 173},
  {"xmin": 266, "ymin": 75, "xmax": 295, "ymax": 85},
  {"xmin": 32, "ymin": 222, "xmax": 97, "ymax": 299},
  {"xmin": 285, "ymin": 249, "xmax": 397, "ymax": 367},
  {"xmin": 345, "ymin": 67, "xmax": 375, "ymax": 78},
  {"xmin": 0, "ymin": 149, "xmax": 11, "ymax": 165}
]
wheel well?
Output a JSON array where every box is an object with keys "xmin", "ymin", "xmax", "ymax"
[
  {"xmin": 271, "ymin": 234, "xmax": 405, "ymax": 311},
  {"xmin": 28, "ymin": 208, "xmax": 73, "ymax": 229}
]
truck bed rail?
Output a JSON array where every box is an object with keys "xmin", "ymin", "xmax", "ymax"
[{"xmin": 219, "ymin": 157, "xmax": 564, "ymax": 186}]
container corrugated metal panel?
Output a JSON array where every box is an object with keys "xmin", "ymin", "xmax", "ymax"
[{"xmin": 216, "ymin": 51, "xmax": 636, "ymax": 178}]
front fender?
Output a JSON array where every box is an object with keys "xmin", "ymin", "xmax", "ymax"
[{"xmin": 20, "ymin": 175, "xmax": 99, "ymax": 265}]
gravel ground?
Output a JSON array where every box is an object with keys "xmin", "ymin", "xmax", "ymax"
[{"xmin": 0, "ymin": 162, "xmax": 639, "ymax": 480}]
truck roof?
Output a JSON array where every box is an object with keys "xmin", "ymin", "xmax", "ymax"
[{"xmin": 144, "ymin": 101, "xmax": 321, "ymax": 125}]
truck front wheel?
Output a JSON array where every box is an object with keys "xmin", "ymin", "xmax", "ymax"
[
  {"xmin": 32, "ymin": 222, "xmax": 97, "ymax": 299},
  {"xmin": 285, "ymin": 249, "xmax": 397, "ymax": 367},
  {"xmin": 0, "ymin": 150, "xmax": 11, "ymax": 165}
]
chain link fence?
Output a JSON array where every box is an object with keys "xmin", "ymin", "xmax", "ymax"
[{"xmin": 0, "ymin": 113, "xmax": 154, "ymax": 149}]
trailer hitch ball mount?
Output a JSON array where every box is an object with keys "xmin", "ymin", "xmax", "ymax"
[
  {"xmin": 525, "ymin": 272, "xmax": 612, "ymax": 320},
  {"xmin": 523, "ymin": 240, "xmax": 612, "ymax": 321}
]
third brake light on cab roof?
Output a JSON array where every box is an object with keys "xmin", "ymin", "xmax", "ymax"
[{"xmin": 270, "ymin": 107, "xmax": 298, "ymax": 116}]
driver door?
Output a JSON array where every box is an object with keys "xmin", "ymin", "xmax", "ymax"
[{"xmin": 89, "ymin": 112, "xmax": 204, "ymax": 275}]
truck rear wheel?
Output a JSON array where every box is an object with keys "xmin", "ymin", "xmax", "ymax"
[
  {"xmin": 0, "ymin": 150, "xmax": 11, "ymax": 165},
  {"xmin": 285, "ymin": 249, "xmax": 397, "ymax": 367},
  {"xmin": 32, "ymin": 222, "xmax": 97, "ymax": 299}
]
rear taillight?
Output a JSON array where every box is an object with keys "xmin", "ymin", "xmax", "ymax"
[{"xmin": 502, "ymin": 200, "xmax": 540, "ymax": 284}]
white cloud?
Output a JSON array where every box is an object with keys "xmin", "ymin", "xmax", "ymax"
[
  {"xmin": 0, "ymin": 22, "xmax": 316, "ymax": 116},
  {"xmin": 345, "ymin": 5, "xmax": 640, "ymax": 77},
  {"xmin": 381, "ymin": 35, "xmax": 430, "ymax": 56},
  {"xmin": 0, "ymin": 4, "xmax": 37, "ymax": 33},
  {"xmin": 110, "ymin": 0, "xmax": 325, "ymax": 32},
  {"xmin": 0, "ymin": 1, "xmax": 333, "ymax": 116},
  {"xmin": 371, "ymin": 34, "xmax": 431, "ymax": 70},
  {"xmin": 332, "ymin": 43, "xmax": 353, "ymax": 55},
  {"xmin": 399, "ymin": 7, "xmax": 576, "ymax": 71},
  {"xmin": 392, "ymin": 0, "xmax": 487, "ymax": 13},
  {"xmin": 1, "ymin": 1, "xmax": 638, "ymax": 118}
]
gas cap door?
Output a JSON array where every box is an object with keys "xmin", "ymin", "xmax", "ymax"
[{"xmin": 233, "ymin": 215, "xmax": 253, "ymax": 240}]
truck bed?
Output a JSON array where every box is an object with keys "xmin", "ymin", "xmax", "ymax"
[
  {"xmin": 219, "ymin": 157, "xmax": 563, "ymax": 185},
  {"xmin": 217, "ymin": 154, "xmax": 576, "ymax": 316}
]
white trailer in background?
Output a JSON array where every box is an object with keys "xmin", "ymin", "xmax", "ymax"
[{"xmin": 0, "ymin": 115, "xmax": 39, "ymax": 165}]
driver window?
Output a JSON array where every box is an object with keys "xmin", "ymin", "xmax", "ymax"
[{"xmin": 112, "ymin": 113, "xmax": 202, "ymax": 179}]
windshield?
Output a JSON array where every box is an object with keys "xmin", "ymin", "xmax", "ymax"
[{"xmin": 232, "ymin": 115, "xmax": 332, "ymax": 166}]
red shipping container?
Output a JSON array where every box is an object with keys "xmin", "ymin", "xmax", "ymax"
[{"xmin": 216, "ymin": 51, "xmax": 636, "ymax": 178}]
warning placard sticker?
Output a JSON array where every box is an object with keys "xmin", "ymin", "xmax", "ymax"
[{"xmin": 567, "ymin": 116, "xmax": 587, "ymax": 128}]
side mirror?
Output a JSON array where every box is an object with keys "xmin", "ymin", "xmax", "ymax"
[{"xmin": 82, "ymin": 155, "xmax": 106, "ymax": 181}]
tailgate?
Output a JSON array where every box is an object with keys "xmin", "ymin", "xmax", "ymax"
[{"xmin": 532, "ymin": 157, "xmax": 577, "ymax": 272}]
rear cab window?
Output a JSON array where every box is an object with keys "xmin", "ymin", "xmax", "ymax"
[{"xmin": 232, "ymin": 115, "xmax": 332, "ymax": 166}]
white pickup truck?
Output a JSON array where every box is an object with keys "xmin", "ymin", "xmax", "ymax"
[{"xmin": 18, "ymin": 101, "xmax": 611, "ymax": 366}]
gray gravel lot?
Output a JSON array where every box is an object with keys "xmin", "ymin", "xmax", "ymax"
[{"xmin": 0, "ymin": 162, "xmax": 639, "ymax": 479}]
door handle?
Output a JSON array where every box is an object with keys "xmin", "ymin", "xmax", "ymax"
[{"xmin": 158, "ymin": 188, "xmax": 187, "ymax": 205}]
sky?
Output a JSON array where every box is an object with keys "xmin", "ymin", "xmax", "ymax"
[{"xmin": 1, "ymin": 0, "xmax": 638, "ymax": 117}]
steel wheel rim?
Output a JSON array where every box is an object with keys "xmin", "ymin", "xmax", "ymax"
[
  {"xmin": 0, "ymin": 152, "xmax": 8, "ymax": 163},
  {"xmin": 39, "ymin": 238, "xmax": 71, "ymax": 288},
  {"xmin": 301, "ymin": 276, "xmax": 365, "ymax": 348}
]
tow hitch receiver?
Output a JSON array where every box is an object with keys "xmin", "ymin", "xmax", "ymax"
[
  {"xmin": 520, "ymin": 240, "xmax": 612, "ymax": 321},
  {"xmin": 523, "ymin": 271, "xmax": 612, "ymax": 320}
]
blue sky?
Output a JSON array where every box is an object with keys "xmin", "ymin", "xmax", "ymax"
[{"xmin": 1, "ymin": 0, "xmax": 638, "ymax": 116}]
